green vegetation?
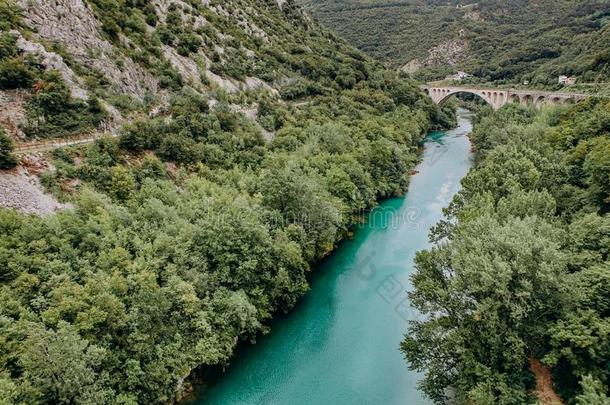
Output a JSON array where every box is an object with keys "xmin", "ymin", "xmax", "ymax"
[
  {"xmin": 0, "ymin": 0, "xmax": 458, "ymax": 402},
  {"xmin": 0, "ymin": 127, "xmax": 17, "ymax": 168},
  {"xmin": 301, "ymin": 0, "xmax": 610, "ymax": 90},
  {"xmin": 1, "ymin": 0, "xmax": 454, "ymax": 142},
  {"xmin": 1, "ymin": 0, "xmax": 608, "ymax": 403},
  {"xmin": 0, "ymin": 12, "xmax": 108, "ymax": 139},
  {"xmin": 0, "ymin": 0, "xmax": 21, "ymax": 31},
  {"xmin": 0, "ymin": 31, "xmax": 35, "ymax": 90},
  {"xmin": 0, "ymin": 77, "xmax": 436, "ymax": 402},
  {"xmin": 23, "ymin": 72, "xmax": 107, "ymax": 139},
  {"xmin": 402, "ymin": 99, "xmax": 610, "ymax": 404}
]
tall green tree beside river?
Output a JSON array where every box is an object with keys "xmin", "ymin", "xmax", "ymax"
[{"xmin": 402, "ymin": 100, "xmax": 610, "ymax": 404}]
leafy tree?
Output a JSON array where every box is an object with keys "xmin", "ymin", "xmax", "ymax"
[
  {"xmin": 134, "ymin": 155, "xmax": 167, "ymax": 184},
  {"xmin": 403, "ymin": 215, "xmax": 566, "ymax": 404},
  {"xmin": 17, "ymin": 322, "xmax": 109, "ymax": 403},
  {"xmin": 403, "ymin": 100, "xmax": 610, "ymax": 404},
  {"xmin": 109, "ymin": 165, "xmax": 136, "ymax": 201},
  {"xmin": 583, "ymin": 137, "xmax": 610, "ymax": 211},
  {"xmin": 0, "ymin": 128, "xmax": 17, "ymax": 169},
  {"xmin": 576, "ymin": 375, "xmax": 610, "ymax": 405}
]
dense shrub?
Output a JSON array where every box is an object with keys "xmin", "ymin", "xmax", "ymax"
[
  {"xmin": 0, "ymin": 127, "xmax": 17, "ymax": 169},
  {"xmin": 0, "ymin": 31, "xmax": 37, "ymax": 90},
  {"xmin": 176, "ymin": 32, "xmax": 201, "ymax": 56},
  {"xmin": 0, "ymin": 31, "xmax": 17, "ymax": 59},
  {"xmin": 0, "ymin": 57, "xmax": 33, "ymax": 89},
  {"xmin": 210, "ymin": 47, "xmax": 252, "ymax": 81},
  {"xmin": 279, "ymin": 78, "xmax": 327, "ymax": 100},
  {"xmin": 0, "ymin": 0, "xmax": 21, "ymax": 30},
  {"xmin": 22, "ymin": 72, "xmax": 107, "ymax": 138}
]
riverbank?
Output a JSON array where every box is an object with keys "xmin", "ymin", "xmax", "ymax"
[{"xmin": 186, "ymin": 109, "xmax": 473, "ymax": 404}]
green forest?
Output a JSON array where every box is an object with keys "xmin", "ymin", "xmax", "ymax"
[
  {"xmin": 402, "ymin": 99, "xmax": 610, "ymax": 404},
  {"xmin": 301, "ymin": 0, "xmax": 610, "ymax": 90},
  {"xmin": 1, "ymin": 0, "xmax": 609, "ymax": 403},
  {"xmin": 0, "ymin": 0, "xmax": 457, "ymax": 403}
]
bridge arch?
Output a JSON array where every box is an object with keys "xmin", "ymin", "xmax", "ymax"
[
  {"xmin": 436, "ymin": 89, "xmax": 497, "ymax": 110},
  {"xmin": 534, "ymin": 95, "xmax": 546, "ymax": 106}
]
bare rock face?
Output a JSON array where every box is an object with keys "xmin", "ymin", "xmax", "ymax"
[
  {"xmin": 0, "ymin": 164, "xmax": 72, "ymax": 216},
  {"xmin": 10, "ymin": 31, "xmax": 125, "ymax": 132},
  {"xmin": 464, "ymin": 10, "xmax": 482, "ymax": 21},
  {"xmin": 98, "ymin": 100, "xmax": 124, "ymax": 132},
  {"xmin": 16, "ymin": 0, "xmax": 158, "ymax": 98},
  {"xmin": 244, "ymin": 76, "xmax": 279, "ymax": 95},
  {"xmin": 13, "ymin": 32, "xmax": 88, "ymax": 100},
  {"xmin": 5, "ymin": 0, "xmax": 280, "ymax": 137},
  {"xmin": 205, "ymin": 69, "xmax": 240, "ymax": 93},
  {"xmin": 401, "ymin": 59, "xmax": 423, "ymax": 74},
  {"xmin": 425, "ymin": 37, "xmax": 468, "ymax": 67},
  {"xmin": 401, "ymin": 37, "xmax": 468, "ymax": 73},
  {"xmin": 162, "ymin": 45, "xmax": 203, "ymax": 87}
]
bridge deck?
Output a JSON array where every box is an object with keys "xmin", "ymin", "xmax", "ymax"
[
  {"xmin": 419, "ymin": 85, "xmax": 588, "ymax": 98},
  {"xmin": 419, "ymin": 84, "xmax": 589, "ymax": 110}
]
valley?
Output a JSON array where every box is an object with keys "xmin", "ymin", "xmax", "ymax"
[
  {"xmin": 190, "ymin": 109, "xmax": 473, "ymax": 405},
  {"xmin": 0, "ymin": 1, "xmax": 608, "ymax": 404}
]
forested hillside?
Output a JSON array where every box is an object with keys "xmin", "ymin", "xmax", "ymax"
[
  {"xmin": 402, "ymin": 99, "xmax": 610, "ymax": 403},
  {"xmin": 301, "ymin": 0, "xmax": 610, "ymax": 90},
  {"xmin": 0, "ymin": 0, "xmax": 453, "ymax": 403}
]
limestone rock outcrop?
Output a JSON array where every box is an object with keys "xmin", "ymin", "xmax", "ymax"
[{"xmin": 16, "ymin": 0, "xmax": 158, "ymax": 97}]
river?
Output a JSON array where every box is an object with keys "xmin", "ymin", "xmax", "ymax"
[{"xmin": 192, "ymin": 108, "xmax": 473, "ymax": 405}]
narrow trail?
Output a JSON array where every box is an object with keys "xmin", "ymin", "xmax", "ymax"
[
  {"xmin": 529, "ymin": 357, "xmax": 564, "ymax": 405},
  {"xmin": 14, "ymin": 132, "xmax": 116, "ymax": 154}
]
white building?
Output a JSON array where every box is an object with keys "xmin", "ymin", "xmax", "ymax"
[
  {"xmin": 559, "ymin": 75, "xmax": 577, "ymax": 85},
  {"xmin": 445, "ymin": 71, "xmax": 471, "ymax": 82}
]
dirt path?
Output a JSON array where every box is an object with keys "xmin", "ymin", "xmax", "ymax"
[
  {"xmin": 529, "ymin": 357, "xmax": 564, "ymax": 405},
  {"xmin": 14, "ymin": 132, "xmax": 117, "ymax": 154}
]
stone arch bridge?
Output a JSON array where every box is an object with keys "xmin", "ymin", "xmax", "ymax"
[{"xmin": 421, "ymin": 85, "xmax": 588, "ymax": 110}]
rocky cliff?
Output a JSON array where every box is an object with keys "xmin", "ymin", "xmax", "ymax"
[{"xmin": 2, "ymin": 0, "xmax": 313, "ymax": 137}]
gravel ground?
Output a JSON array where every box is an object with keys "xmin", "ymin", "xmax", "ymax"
[{"xmin": 0, "ymin": 167, "xmax": 72, "ymax": 216}]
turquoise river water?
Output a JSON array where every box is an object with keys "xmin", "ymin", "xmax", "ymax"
[{"xmin": 193, "ymin": 109, "xmax": 473, "ymax": 405}]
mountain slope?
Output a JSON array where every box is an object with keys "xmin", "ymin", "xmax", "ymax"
[
  {"xmin": 301, "ymin": 0, "xmax": 610, "ymax": 89},
  {"xmin": 0, "ymin": 0, "xmax": 450, "ymax": 139},
  {"xmin": 0, "ymin": 1, "xmax": 453, "ymax": 403}
]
